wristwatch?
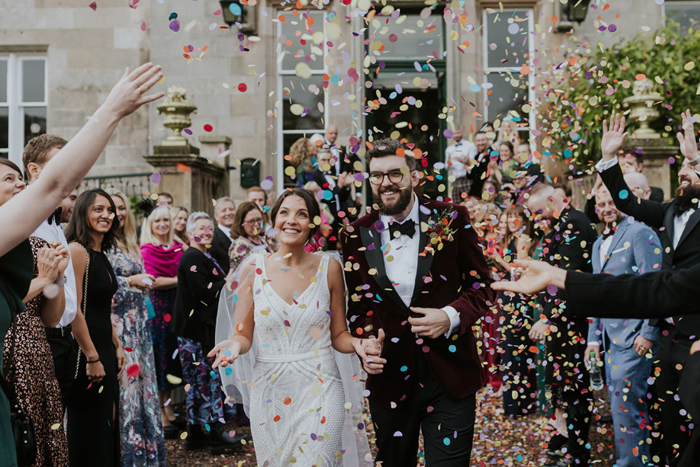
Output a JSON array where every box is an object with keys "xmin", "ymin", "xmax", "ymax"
[{"xmin": 54, "ymin": 277, "xmax": 67, "ymax": 286}]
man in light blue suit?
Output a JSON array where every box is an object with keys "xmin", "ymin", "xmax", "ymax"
[{"xmin": 585, "ymin": 187, "xmax": 662, "ymax": 467}]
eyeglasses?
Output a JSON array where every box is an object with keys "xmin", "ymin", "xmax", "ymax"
[
  {"xmin": 242, "ymin": 219, "xmax": 264, "ymax": 227},
  {"xmin": 368, "ymin": 169, "xmax": 406, "ymax": 186}
]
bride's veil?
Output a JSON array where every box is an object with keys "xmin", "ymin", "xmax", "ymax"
[{"xmin": 214, "ymin": 250, "xmax": 372, "ymax": 466}]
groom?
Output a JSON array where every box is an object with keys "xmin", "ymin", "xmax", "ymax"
[{"xmin": 340, "ymin": 138, "xmax": 496, "ymax": 466}]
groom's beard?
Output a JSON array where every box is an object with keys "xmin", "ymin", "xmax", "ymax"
[
  {"xmin": 373, "ymin": 185, "xmax": 413, "ymax": 216},
  {"xmin": 675, "ymin": 178, "xmax": 700, "ymax": 211}
]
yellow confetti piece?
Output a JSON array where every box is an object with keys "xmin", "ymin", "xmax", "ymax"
[
  {"xmin": 166, "ymin": 374, "xmax": 183, "ymax": 385},
  {"xmin": 51, "ymin": 423, "xmax": 61, "ymax": 430},
  {"xmin": 685, "ymin": 62, "xmax": 696, "ymax": 71}
]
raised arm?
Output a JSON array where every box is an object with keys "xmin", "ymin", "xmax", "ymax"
[
  {"xmin": 597, "ymin": 114, "xmax": 666, "ymax": 227},
  {"xmin": 0, "ymin": 64, "xmax": 164, "ymax": 258}
]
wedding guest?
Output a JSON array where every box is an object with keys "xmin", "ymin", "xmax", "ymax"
[
  {"xmin": 156, "ymin": 193, "xmax": 173, "ymax": 209},
  {"xmin": 492, "ymin": 206, "xmax": 539, "ymax": 417},
  {"xmin": 60, "ymin": 188, "xmax": 79, "ymax": 225},
  {"xmin": 66, "ymin": 189, "xmax": 126, "ymax": 467},
  {"xmin": 107, "ymin": 190, "xmax": 166, "ymax": 466},
  {"xmin": 491, "ymin": 142, "xmax": 518, "ymax": 185},
  {"xmin": 22, "ymin": 134, "xmax": 85, "ymax": 411},
  {"xmin": 140, "ymin": 206, "xmax": 185, "ymax": 438},
  {"xmin": 170, "ymin": 212, "xmax": 246, "ymax": 452},
  {"xmin": 584, "ymin": 186, "xmax": 661, "ymax": 467},
  {"xmin": 0, "ymin": 62, "xmax": 164, "ymax": 467},
  {"xmin": 617, "ymin": 152, "xmax": 664, "ymax": 201},
  {"xmin": 246, "ymin": 187, "xmax": 267, "ymax": 208},
  {"xmin": 526, "ymin": 183, "xmax": 597, "ymax": 466},
  {"xmin": 497, "ymin": 119, "xmax": 519, "ymax": 145},
  {"xmin": 0, "ymin": 158, "xmax": 71, "ymax": 466},
  {"xmin": 228, "ymin": 202, "xmax": 271, "ymax": 274},
  {"xmin": 481, "ymin": 179, "xmax": 501, "ymax": 204},
  {"xmin": 170, "ymin": 206, "xmax": 190, "ymax": 247},
  {"xmin": 302, "ymin": 181, "xmax": 334, "ymax": 251},
  {"xmin": 210, "ymin": 197, "xmax": 236, "ymax": 275},
  {"xmin": 290, "ymin": 137, "xmax": 316, "ymax": 187},
  {"xmin": 446, "ymin": 128, "xmax": 477, "ymax": 202},
  {"xmin": 312, "ymin": 146, "xmax": 352, "ymax": 246}
]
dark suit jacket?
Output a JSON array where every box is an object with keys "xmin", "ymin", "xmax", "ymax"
[
  {"xmin": 466, "ymin": 148, "xmax": 492, "ymax": 197},
  {"xmin": 312, "ymin": 169, "xmax": 353, "ymax": 221},
  {"xmin": 340, "ymin": 196, "xmax": 496, "ymax": 408},
  {"xmin": 170, "ymin": 248, "xmax": 226, "ymax": 353},
  {"xmin": 600, "ymin": 162, "xmax": 700, "ymax": 336},
  {"xmin": 337, "ymin": 147, "xmax": 362, "ymax": 174},
  {"xmin": 210, "ymin": 227, "xmax": 232, "ymax": 275},
  {"xmin": 538, "ymin": 205, "xmax": 597, "ymax": 381}
]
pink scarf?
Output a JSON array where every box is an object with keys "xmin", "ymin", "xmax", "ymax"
[{"xmin": 140, "ymin": 242, "xmax": 184, "ymax": 278}]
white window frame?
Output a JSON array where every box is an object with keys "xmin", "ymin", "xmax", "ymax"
[
  {"xmin": 0, "ymin": 53, "xmax": 48, "ymax": 166},
  {"xmin": 481, "ymin": 8, "xmax": 535, "ymax": 143},
  {"xmin": 662, "ymin": 0, "xmax": 700, "ymax": 25},
  {"xmin": 276, "ymin": 11, "xmax": 329, "ymax": 193}
]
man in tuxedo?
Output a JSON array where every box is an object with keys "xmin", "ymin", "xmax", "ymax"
[
  {"xmin": 585, "ymin": 186, "xmax": 661, "ymax": 467},
  {"xmin": 341, "ymin": 138, "xmax": 496, "ymax": 466},
  {"xmin": 445, "ymin": 128, "xmax": 477, "ymax": 202},
  {"xmin": 465, "ymin": 131, "xmax": 493, "ymax": 198},
  {"xmin": 313, "ymin": 147, "xmax": 355, "ymax": 248},
  {"xmin": 324, "ymin": 125, "xmax": 363, "ymax": 221},
  {"xmin": 595, "ymin": 112, "xmax": 700, "ymax": 466},
  {"xmin": 210, "ymin": 196, "xmax": 236, "ymax": 274},
  {"xmin": 22, "ymin": 134, "xmax": 98, "ymax": 411},
  {"xmin": 526, "ymin": 183, "xmax": 598, "ymax": 466}
]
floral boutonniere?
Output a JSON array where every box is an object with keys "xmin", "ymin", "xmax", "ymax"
[{"xmin": 423, "ymin": 208, "xmax": 458, "ymax": 253}]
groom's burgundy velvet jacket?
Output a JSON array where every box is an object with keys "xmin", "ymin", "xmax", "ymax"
[{"xmin": 341, "ymin": 196, "xmax": 496, "ymax": 408}]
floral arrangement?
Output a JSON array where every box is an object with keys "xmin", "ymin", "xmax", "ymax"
[{"xmin": 424, "ymin": 208, "xmax": 458, "ymax": 251}]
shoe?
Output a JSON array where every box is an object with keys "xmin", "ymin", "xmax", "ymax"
[
  {"xmin": 208, "ymin": 424, "xmax": 250, "ymax": 454},
  {"xmin": 170, "ymin": 416, "xmax": 187, "ymax": 429},
  {"xmin": 545, "ymin": 433, "xmax": 568, "ymax": 458},
  {"xmin": 163, "ymin": 424, "xmax": 180, "ymax": 440},
  {"xmin": 184, "ymin": 425, "xmax": 209, "ymax": 451}
]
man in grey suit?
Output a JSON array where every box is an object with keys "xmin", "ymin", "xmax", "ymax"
[{"xmin": 585, "ymin": 186, "xmax": 661, "ymax": 467}]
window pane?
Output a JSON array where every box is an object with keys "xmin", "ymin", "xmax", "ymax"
[
  {"xmin": 370, "ymin": 14, "xmax": 444, "ymax": 60},
  {"xmin": 0, "ymin": 60, "xmax": 6, "ymax": 103},
  {"xmin": 24, "ymin": 107, "xmax": 46, "ymax": 145},
  {"xmin": 666, "ymin": 3, "xmax": 700, "ymax": 33},
  {"xmin": 484, "ymin": 72, "xmax": 529, "ymax": 123},
  {"xmin": 22, "ymin": 60, "xmax": 45, "ymax": 103},
  {"xmin": 0, "ymin": 107, "xmax": 7, "ymax": 150},
  {"xmin": 485, "ymin": 10, "xmax": 531, "ymax": 68},
  {"xmin": 279, "ymin": 12, "xmax": 325, "ymax": 71},
  {"xmin": 282, "ymin": 75, "xmax": 324, "ymax": 130}
]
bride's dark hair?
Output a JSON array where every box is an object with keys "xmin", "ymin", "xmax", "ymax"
[{"xmin": 270, "ymin": 188, "xmax": 321, "ymax": 242}]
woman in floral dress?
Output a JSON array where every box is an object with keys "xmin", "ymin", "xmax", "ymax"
[
  {"xmin": 228, "ymin": 202, "xmax": 272, "ymax": 273},
  {"xmin": 108, "ymin": 190, "xmax": 166, "ymax": 466}
]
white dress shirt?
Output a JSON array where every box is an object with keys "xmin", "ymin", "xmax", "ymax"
[
  {"xmin": 379, "ymin": 194, "xmax": 460, "ymax": 336},
  {"xmin": 599, "ymin": 234, "xmax": 614, "ymax": 262},
  {"xmin": 218, "ymin": 224, "xmax": 233, "ymax": 242},
  {"xmin": 32, "ymin": 219, "xmax": 78, "ymax": 328},
  {"xmin": 445, "ymin": 140, "xmax": 477, "ymax": 179}
]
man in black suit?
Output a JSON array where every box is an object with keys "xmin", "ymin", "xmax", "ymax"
[
  {"xmin": 312, "ymin": 147, "xmax": 353, "ymax": 248},
  {"xmin": 465, "ymin": 131, "xmax": 493, "ymax": 198},
  {"xmin": 592, "ymin": 111, "xmax": 700, "ymax": 466},
  {"xmin": 526, "ymin": 183, "xmax": 598, "ymax": 467},
  {"xmin": 324, "ymin": 125, "xmax": 363, "ymax": 221},
  {"xmin": 210, "ymin": 196, "xmax": 236, "ymax": 274}
]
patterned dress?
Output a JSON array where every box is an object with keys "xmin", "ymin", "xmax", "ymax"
[
  {"xmin": 108, "ymin": 248, "xmax": 167, "ymax": 467},
  {"xmin": 228, "ymin": 236, "xmax": 271, "ymax": 273},
  {"xmin": 3, "ymin": 237, "xmax": 69, "ymax": 466}
]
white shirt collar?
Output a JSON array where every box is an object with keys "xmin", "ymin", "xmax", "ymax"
[{"xmin": 218, "ymin": 224, "xmax": 233, "ymax": 240}]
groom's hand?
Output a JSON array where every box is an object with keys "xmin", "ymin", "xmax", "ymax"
[
  {"xmin": 359, "ymin": 329, "xmax": 386, "ymax": 375},
  {"xmin": 408, "ymin": 307, "xmax": 450, "ymax": 339}
]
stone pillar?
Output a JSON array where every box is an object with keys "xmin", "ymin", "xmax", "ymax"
[{"xmin": 623, "ymin": 138, "xmax": 678, "ymax": 201}]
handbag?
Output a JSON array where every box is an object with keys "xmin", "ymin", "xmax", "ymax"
[
  {"xmin": 74, "ymin": 246, "xmax": 90, "ymax": 379},
  {"xmin": 0, "ymin": 278, "xmax": 37, "ymax": 467}
]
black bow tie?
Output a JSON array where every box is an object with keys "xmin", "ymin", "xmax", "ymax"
[
  {"xmin": 48, "ymin": 207, "xmax": 62, "ymax": 225},
  {"xmin": 389, "ymin": 219, "xmax": 416, "ymax": 239}
]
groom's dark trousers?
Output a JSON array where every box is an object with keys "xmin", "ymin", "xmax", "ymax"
[{"xmin": 370, "ymin": 351, "xmax": 476, "ymax": 466}]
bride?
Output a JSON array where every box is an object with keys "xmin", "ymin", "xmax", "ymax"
[{"xmin": 209, "ymin": 188, "xmax": 373, "ymax": 466}]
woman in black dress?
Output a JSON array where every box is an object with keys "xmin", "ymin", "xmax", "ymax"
[{"xmin": 65, "ymin": 189, "xmax": 125, "ymax": 467}]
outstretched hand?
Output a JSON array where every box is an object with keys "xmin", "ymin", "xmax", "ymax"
[
  {"xmin": 601, "ymin": 114, "xmax": 628, "ymax": 161},
  {"xmin": 208, "ymin": 339, "xmax": 242, "ymax": 369},
  {"xmin": 102, "ymin": 63, "xmax": 165, "ymax": 119},
  {"xmin": 677, "ymin": 109, "xmax": 700, "ymax": 162},
  {"xmin": 490, "ymin": 260, "xmax": 567, "ymax": 295}
]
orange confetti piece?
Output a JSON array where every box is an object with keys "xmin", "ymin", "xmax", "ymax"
[
  {"xmin": 274, "ymin": 415, "xmax": 281, "ymax": 422},
  {"xmin": 177, "ymin": 163, "xmax": 191, "ymax": 172},
  {"xmin": 283, "ymin": 397, "xmax": 292, "ymax": 405},
  {"xmin": 635, "ymin": 74, "xmax": 647, "ymax": 81}
]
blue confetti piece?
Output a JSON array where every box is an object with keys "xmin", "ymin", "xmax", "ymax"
[{"xmin": 619, "ymin": 189, "xmax": 629, "ymax": 200}]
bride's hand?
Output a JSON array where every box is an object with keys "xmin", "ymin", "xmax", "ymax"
[
  {"xmin": 208, "ymin": 339, "xmax": 242, "ymax": 369},
  {"xmin": 355, "ymin": 329, "xmax": 386, "ymax": 375}
]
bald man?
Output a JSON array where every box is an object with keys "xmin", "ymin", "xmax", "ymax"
[{"xmin": 623, "ymin": 172, "xmax": 652, "ymax": 200}]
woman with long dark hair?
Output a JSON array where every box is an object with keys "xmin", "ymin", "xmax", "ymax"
[
  {"xmin": 228, "ymin": 202, "xmax": 271, "ymax": 273},
  {"xmin": 65, "ymin": 189, "xmax": 125, "ymax": 466}
]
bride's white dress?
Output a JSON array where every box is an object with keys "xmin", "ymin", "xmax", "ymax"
[{"xmin": 250, "ymin": 254, "xmax": 346, "ymax": 466}]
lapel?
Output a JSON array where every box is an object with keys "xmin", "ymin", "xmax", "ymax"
[
  {"xmin": 601, "ymin": 217, "xmax": 630, "ymax": 270},
  {"xmin": 592, "ymin": 236, "xmax": 603, "ymax": 272},
  {"xmin": 359, "ymin": 223, "xmax": 409, "ymax": 312},
  {"xmin": 677, "ymin": 206, "xmax": 700, "ymax": 249},
  {"xmin": 411, "ymin": 199, "xmax": 435, "ymax": 305}
]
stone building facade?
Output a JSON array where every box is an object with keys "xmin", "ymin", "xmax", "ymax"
[{"xmin": 1, "ymin": 0, "xmax": 697, "ymax": 206}]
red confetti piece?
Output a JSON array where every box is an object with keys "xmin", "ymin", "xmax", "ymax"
[
  {"xmin": 164, "ymin": 313, "xmax": 171, "ymax": 323},
  {"xmin": 126, "ymin": 364, "xmax": 140, "ymax": 378},
  {"xmin": 204, "ymin": 124, "xmax": 213, "ymax": 132},
  {"xmin": 238, "ymin": 83, "xmax": 247, "ymax": 92},
  {"xmin": 140, "ymin": 22, "xmax": 147, "ymax": 31},
  {"xmin": 89, "ymin": 1, "xmax": 97, "ymax": 10}
]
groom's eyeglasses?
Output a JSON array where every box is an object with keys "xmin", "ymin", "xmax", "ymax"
[{"xmin": 369, "ymin": 169, "xmax": 405, "ymax": 185}]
